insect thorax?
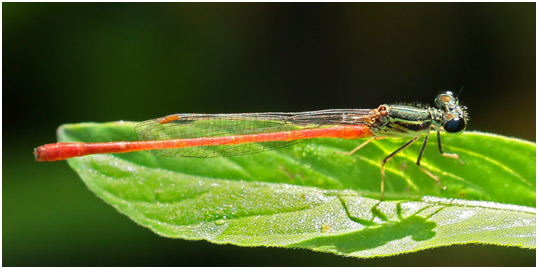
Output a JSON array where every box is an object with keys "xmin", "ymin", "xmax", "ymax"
[{"xmin": 373, "ymin": 104, "xmax": 434, "ymax": 138}]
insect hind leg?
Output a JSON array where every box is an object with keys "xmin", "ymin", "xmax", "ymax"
[{"xmin": 340, "ymin": 137, "xmax": 386, "ymax": 156}]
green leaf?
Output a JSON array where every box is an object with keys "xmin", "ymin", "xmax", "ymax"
[{"xmin": 58, "ymin": 121, "xmax": 535, "ymax": 257}]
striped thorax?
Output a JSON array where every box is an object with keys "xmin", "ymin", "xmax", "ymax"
[{"xmin": 372, "ymin": 91, "xmax": 468, "ymax": 138}]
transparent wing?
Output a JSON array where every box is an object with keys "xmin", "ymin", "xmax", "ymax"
[{"xmin": 134, "ymin": 109, "xmax": 374, "ymax": 158}]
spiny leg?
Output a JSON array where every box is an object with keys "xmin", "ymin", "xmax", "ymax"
[
  {"xmin": 380, "ymin": 136, "xmax": 420, "ymax": 200},
  {"xmin": 416, "ymin": 133, "xmax": 445, "ymax": 190},
  {"xmin": 437, "ymin": 131, "xmax": 464, "ymax": 164}
]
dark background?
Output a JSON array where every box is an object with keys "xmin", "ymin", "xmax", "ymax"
[{"xmin": 3, "ymin": 3, "xmax": 535, "ymax": 266}]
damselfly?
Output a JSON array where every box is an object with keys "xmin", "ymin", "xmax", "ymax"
[{"xmin": 35, "ymin": 91, "xmax": 468, "ymax": 199}]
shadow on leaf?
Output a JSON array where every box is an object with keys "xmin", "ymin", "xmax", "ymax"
[{"xmin": 289, "ymin": 203, "xmax": 440, "ymax": 254}]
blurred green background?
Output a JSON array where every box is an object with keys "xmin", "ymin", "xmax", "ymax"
[{"xmin": 3, "ymin": 3, "xmax": 535, "ymax": 266}]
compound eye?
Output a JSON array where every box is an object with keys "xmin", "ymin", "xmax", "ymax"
[
  {"xmin": 435, "ymin": 91, "xmax": 457, "ymax": 109},
  {"xmin": 444, "ymin": 117, "xmax": 466, "ymax": 134},
  {"xmin": 437, "ymin": 90, "xmax": 455, "ymax": 97}
]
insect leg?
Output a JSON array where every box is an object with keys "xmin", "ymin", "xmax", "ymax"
[
  {"xmin": 342, "ymin": 137, "xmax": 375, "ymax": 155},
  {"xmin": 380, "ymin": 136, "xmax": 419, "ymax": 200},
  {"xmin": 416, "ymin": 133, "xmax": 446, "ymax": 190},
  {"xmin": 437, "ymin": 131, "xmax": 464, "ymax": 164},
  {"xmin": 341, "ymin": 136, "xmax": 387, "ymax": 156}
]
